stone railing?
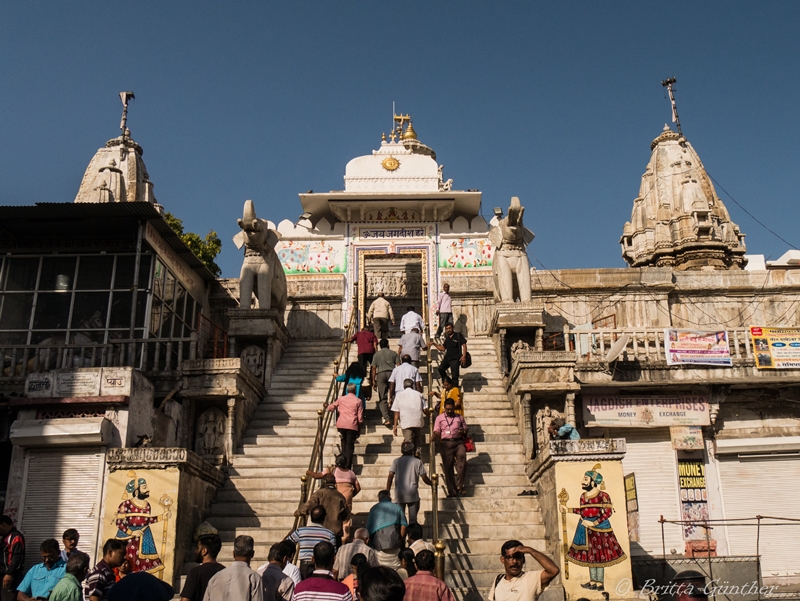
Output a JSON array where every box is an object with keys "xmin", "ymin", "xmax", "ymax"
[
  {"xmin": 566, "ymin": 327, "xmax": 755, "ymax": 363},
  {"xmin": 1, "ymin": 336, "xmax": 197, "ymax": 383}
]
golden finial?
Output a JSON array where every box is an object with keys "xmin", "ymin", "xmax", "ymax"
[
  {"xmin": 389, "ymin": 129, "xmax": 397, "ymax": 142},
  {"xmin": 381, "ymin": 132, "xmax": 386, "ymax": 142},
  {"xmin": 402, "ymin": 121, "xmax": 418, "ymax": 140}
]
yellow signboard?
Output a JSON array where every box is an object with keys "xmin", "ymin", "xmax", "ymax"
[{"xmin": 750, "ymin": 327, "xmax": 800, "ymax": 369}]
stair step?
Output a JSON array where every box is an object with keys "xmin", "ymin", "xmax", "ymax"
[{"xmin": 207, "ymin": 496, "xmax": 541, "ymax": 516}]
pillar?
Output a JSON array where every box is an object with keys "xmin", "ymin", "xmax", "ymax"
[{"xmin": 225, "ymin": 397, "xmax": 236, "ymax": 464}]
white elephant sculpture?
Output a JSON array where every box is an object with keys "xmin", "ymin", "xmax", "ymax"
[
  {"xmin": 232, "ymin": 200, "xmax": 287, "ymax": 312},
  {"xmin": 488, "ymin": 196, "xmax": 535, "ymax": 302}
]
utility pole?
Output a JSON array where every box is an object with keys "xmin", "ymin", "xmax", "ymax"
[{"xmin": 661, "ymin": 77, "xmax": 682, "ymax": 135}]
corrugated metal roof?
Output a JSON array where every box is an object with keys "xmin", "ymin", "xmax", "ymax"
[{"xmin": 0, "ymin": 202, "xmax": 217, "ymax": 281}]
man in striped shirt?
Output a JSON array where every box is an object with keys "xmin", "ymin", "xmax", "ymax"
[
  {"xmin": 292, "ymin": 542, "xmax": 352, "ymax": 601},
  {"xmin": 84, "ymin": 539, "xmax": 126, "ymax": 601},
  {"xmin": 287, "ymin": 506, "xmax": 337, "ymax": 579}
]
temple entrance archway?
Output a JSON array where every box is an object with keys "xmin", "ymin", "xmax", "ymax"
[{"xmin": 354, "ymin": 245, "xmax": 434, "ymax": 338}]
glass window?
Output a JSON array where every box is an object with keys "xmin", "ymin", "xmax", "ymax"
[
  {"xmin": 71, "ymin": 293, "xmax": 110, "ymax": 331},
  {"xmin": 174, "ymin": 286, "xmax": 186, "ymax": 323},
  {"xmin": 4, "ymin": 258, "xmax": 40, "ymax": 291},
  {"xmin": 114, "ymin": 255, "xmax": 136, "ymax": 290},
  {"xmin": 32, "ymin": 293, "xmax": 71, "ymax": 329},
  {"xmin": 186, "ymin": 298, "xmax": 197, "ymax": 330},
  {"xmin": 0, "ymin": 331, "xmax": 27, "ymax": 345},
  {"xmin": 138, "ymin": 254, "xmax": 153, "ymax": 289},
  {"xmin": 109, "ymin": 292, "xmax": 133, "ymax": 329},
  {"xmin": 163, "ymin": 270, "xmax": 176, "ymax": 307},
  {"xmin": 76, "ymin": 256, "xmax": 114, "ymax": 289},
  {"xmin": 39, "ymin": 257, "xmax": 77, "ymax": 291},
  {"xmin": 152, "ymin": 260, "xmax": 166, "ymax": 298},
  {"xmin": 113, "ymin": 255, "xmax": 153, "ymax": 290},
  {"xmin": 0, "ymin": 293, "xmax": 34, "ymax": 329}
]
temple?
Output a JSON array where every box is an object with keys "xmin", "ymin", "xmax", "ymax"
[{"xmin": 1, "ymin": 99, "xmax": 799, "ymax": 600}]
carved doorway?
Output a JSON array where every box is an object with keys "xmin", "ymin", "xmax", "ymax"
[{"xmin": 357, "ymin": 249, "xmax": 429, "ymax": 338}]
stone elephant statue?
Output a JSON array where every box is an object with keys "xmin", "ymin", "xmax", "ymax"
[
  {"xmin": 488, "ymin": 196, "xmax": 535, "ymax": 302},
  {"xmin": 233, "ymin": 200, "xmax": 288, "ymax": 312}
]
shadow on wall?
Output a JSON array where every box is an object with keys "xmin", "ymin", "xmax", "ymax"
[
  {"xmin": 285, "ymin": 303, "xmax": 343, "ymax": 340},
  {"xmin": 455, "ymin": 313, "xmax": 469, "ymax": 338}
]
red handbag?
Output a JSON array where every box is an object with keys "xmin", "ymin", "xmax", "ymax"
[{"xmin": 464, "ymin": 435, "xmax": 476, "ymax": 452}]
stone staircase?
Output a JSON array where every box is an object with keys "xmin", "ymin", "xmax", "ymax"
[{"xmin": 202, "ymin": 335, "xmax": 549, "ymax": 601}]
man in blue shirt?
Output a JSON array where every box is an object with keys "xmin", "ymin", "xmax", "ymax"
[
  {"xmin": 16, "ymin": 538, "xmax": 65, "ymax": 601},
  {"xmin": 365, "ymin": 490, "xmax": 407, "ymax": 570}
]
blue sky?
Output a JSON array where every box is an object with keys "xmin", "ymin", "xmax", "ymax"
[{"xmin": 2, "ymin": 2, "xmax": 799, "ymax": 277}]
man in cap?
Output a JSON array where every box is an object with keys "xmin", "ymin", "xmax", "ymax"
[{"xmin": 560, "ymin": 464, "xmax": 626, "ymax": 592}]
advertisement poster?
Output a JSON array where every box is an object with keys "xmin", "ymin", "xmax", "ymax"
[
  {"xmin": 750, "ymin": 327, "xmax": 800, "ymax": 369},
  {"xmin": 664, "ymin": 329, "xmax": 732, "ymax": 367},
  {"xmin": 583, "ymin": 395, "xmax": 710, "ymax": 427},
  {"xmin": 670, "ymin": 426, "xmax": 704, "ymax": 450},
  {"xmin": 678, "ymin": 459, "xmax": 710, "ymax": 540}
]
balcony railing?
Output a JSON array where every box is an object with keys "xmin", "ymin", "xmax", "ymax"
[
  {"xmin": 562, "ymin": 327, "xmax": 755, "ymax": 363},
  {"xmin": 1, "ymin": 336, "xmax": 197, "ymax": 382}
]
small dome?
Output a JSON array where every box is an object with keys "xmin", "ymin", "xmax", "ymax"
[{"xmin": 402, "ymin": 122, "xmax": 418, "ymax": 140}]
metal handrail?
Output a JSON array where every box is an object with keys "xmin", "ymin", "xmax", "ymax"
[
  {"xmin": 291, "ymin": 303, "xmax": 358, "ymax": 542},
  {"xmin": 423, "ymin": 280, "xmax": 444, "ymax": 580}
]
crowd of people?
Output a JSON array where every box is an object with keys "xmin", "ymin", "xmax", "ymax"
[
  {"xmin": 335, "ymin": 284, "xmax": 470, "ymax": 499},
  {"xmin": 0, "ymin": 514, "xmax": 560, "ymax": 601},
  {"xmin": 0, "ymin": 519, "xmax": 175, "ymax": 601}
]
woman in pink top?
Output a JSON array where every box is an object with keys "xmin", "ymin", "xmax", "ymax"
[
  {"xmin": 328, "ymin": 383, "xmax": 364, "ymax": 471},
  {"xmin": 307, "ymin": 454, "xmax": 361, "ymax": 541}
]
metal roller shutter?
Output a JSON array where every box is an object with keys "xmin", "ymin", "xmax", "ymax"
[
  {"xmin": 718, "ymin": 454, "xmax": 799, "ymax": 578},
  {"xmin": 610, "ymin": 428, "xmax": 684, "ymax": 556},
  {"xmin": 18, "ymin": 448, "xmax": 105, "ymax": 570}
]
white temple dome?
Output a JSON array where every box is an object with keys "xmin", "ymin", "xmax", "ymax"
[{"xmin": 344, "ymin": 118, "xmax": 447, "ymax": 193}]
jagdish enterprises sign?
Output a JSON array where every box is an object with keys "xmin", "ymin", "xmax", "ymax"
[{"xmin": 582, "ymin": 394, "xmax": 710, "ymax": 428}]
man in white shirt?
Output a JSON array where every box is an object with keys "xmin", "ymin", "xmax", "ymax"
[
  {"xmin": 388, "ymin": 355, "xmax": 423, "ymax": 402},
  {"xmin": 391, "ymin": 379, "xmax": 428, "ymax": 455},
  {"xmin": 399, "ymin": 306, "xmax": 425, "ymax": 335},
  {"xmin": 488, "ymin": 540, "xmax": 559, "ymax": 601}
]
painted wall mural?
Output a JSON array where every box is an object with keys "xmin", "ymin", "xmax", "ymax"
[
  {"xmin": 439, "ymin": 238, "xmax": 493, "ymax": 268},
  {"xmin": 102, "ymin": 468, "xmax": 178, "ymax": 580},
  {"xmin": 555, "ymin": 460, "xmax": 633, "ymax": 598},
  {"xmin": 275, "ymin": 240, "xmax": 346, "ymax": 275}
]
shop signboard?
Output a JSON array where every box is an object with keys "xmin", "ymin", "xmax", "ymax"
[{"xmin": 583, "ymin": 394, "xmax": 710, "ymax": 427}]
